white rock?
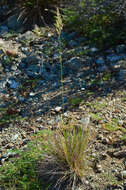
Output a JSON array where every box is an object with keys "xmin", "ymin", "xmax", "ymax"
[
  {"xmin": 48, "ymin": 32, "xmax": 53, "ymax": 37},
  {"xmin": 12, "ymin": 134, "xmax": 19, "ymax": 141},
  {"xmin": 64, "ymin": 112, "xmax": 69, "ymax": 117},
  {"xmin": 0, "ymin": 38, "xmax": 4, "ymax": 46},
  {"xmin": 83, "ymin": 45, "xmax": 89, "ymax": 49},
  {"xmin": 11, "ymin": 65, "xmax": 17, "ymax": 71},
  {"xmin": 97, "ymin": 164, "xmax": 102, "ymax": 172},
  {"xmin": 22, "ymin": 47, "xmax": 28, "ymax": 51},
  {"xmin": 90, "ymin": 47, "xmax": 98, "ymax": 53},
  {"xmin": 118, "ymin": 120, "xmax": 123, "ymax": 126},
  {"xmin": 92, "ymin": 153, "xmax": 96, "ymax": 157},
  {"xmin": 80, "ymin": 115, "xmax": 90, "ymax": 130},
  {"xmin": 81, "ymin": 88, "xmax": 85, "ymax": 91},
  {"xmin": 121, "ymin": 170, "xmax": 126, "ymax": 178},
  {"xmin": 55, "ymin": 106, "xmax": 62, "ymax": 112},
  {"xmin": 29, "ymin": 92, "xmax": 35, "ymax": 96}
]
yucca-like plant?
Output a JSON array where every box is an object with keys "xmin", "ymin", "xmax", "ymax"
[{"xmin": 17, "ymin": 0, "xmax": 63, "ymax": 28}]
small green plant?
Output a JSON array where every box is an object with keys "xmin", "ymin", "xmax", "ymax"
[
  {"xmin": 121, "ymin": 135, "xmax": 126, "ymax": 142},
  {"xmin": 86, "ymin": 101, "xmax": 107, "ymax": 111},
  {"xmin": 103, "ymin": 73, "xmax": 111, "ymax": 81},
  {"xmin": 92, "ymin": 102, "xmax": 107, "ymax": 111},
  {"xmin": 103, "ymin": 172, "xmax": 122, "ymax": 186},
  {"xmin": 90, "ymin": 112, "xmax": 103, "ymax": 122},
  {"xmin": 121, "ymin": 97, "xmax": 126, "ymax": 102},
  {"xmin": 69, "ymin": 97, "xmax": 83, "ymax": 107},
  {"xmin": 0, "ymin": 130, "xmax": 52, "ymax": 190},
  {"xmin": 104, "ymin": 120, "xmax": 120, "ymax": 131},
  {"xmin": 4, "ymin": 56, "xmax": 12, "ymax": 64}
]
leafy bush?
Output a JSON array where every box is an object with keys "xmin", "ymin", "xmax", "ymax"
[{"xmin": 63, "ymin": 0, "xmax": 126, "ymax": 49}]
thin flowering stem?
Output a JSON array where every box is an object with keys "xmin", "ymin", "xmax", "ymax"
[{"xmin": 55, "ymin": 7, "xmax": 64, "ymax": 122}]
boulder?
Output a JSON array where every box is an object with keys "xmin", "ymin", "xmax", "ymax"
[{"xmin": 7, "ymin": 14, "xmax": 24, "ymax": 31}]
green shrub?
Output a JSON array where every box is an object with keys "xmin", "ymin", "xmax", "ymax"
[
  {"xmin": 0, "ymin": 130, "xmax": 52, "ymax": 190},
  {"xmin": 63, "ymin": 0, "xmax": 126, "ymax": 49}
]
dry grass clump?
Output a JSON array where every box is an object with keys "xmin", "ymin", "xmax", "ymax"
[{"xmin": 38, "ymin": 119, "xmax": 94, "ymax": 190}]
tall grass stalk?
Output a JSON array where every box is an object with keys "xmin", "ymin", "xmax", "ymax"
[
  {"xmin": 55, "ymin": 7, "xmax": 64, "ymax": 121},
  {"xmin": 52, "ymin": 8, "xmax": 93, "ymax": 189}
]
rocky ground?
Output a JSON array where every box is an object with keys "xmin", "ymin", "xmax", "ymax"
[{"xmin": 0, "ymin": 18, "xmax": 126, "ymax": 189}]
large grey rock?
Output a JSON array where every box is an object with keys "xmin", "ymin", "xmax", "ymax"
[
  {"xmin": 119, "ymin": 60, "xmax": 126, "ymax": 69},
  {"xmin": 7, "ymin": 15, "xmax": 23, "ymax": 30},
  {"xmin": 110, "ymin": 63, "xmax": 121, "ymax": 72},
  {"xmin": 68, "ymin": 57, "xmax": 82, "ymax": 71},
  {"xmin": 90, "ymin": 47, "xmax": 99, "ymax": 55},
  {"xmin": 25, "ymin": 55, "xmax": 40, "ymax": 64},
  {"xmin": 107, "ymin": 54, "xmax": 122, "ymax": 62},
  {"xmin": 68, "ymin": 40, "xmax": 78, "ymax": 48},
  {"xmin": 97, "ymin": 65, "xmax": 109, "ymax": 73},
  {"xmin": 120, "ymin": 170, "xmax": 126, "ymax": 179},
  {"xmin": 116, "ymin": 44, "xmax": 126, "ymax": 53},
  {"xmin": 19, "ymin": 31, "xmax": 35, "ymax": 41},
  {"xmin": 119, "ymin": 69, "xmax": 126, "ymax": 80},
  {"xmin": 26, "ymin": 64, "xmax": 40, "ymax": 73},
  {"xmin": 7, "ymin": 79, "xmax": 20, "ymax": 89},
  {"xmin": 26, "ymin": 64, "xmax": 40, "ymax": 78}
]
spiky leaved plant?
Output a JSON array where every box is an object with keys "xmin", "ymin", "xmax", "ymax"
[{"xmin": 17, "ymin": 0, "xmax": 62, "ymax": 28}]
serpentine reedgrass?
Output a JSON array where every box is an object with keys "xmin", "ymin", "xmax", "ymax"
[{"xmin": 55, "ymin": 7, "xmax": 64, "ymax": 121}]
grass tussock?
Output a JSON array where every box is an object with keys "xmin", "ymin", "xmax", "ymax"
[{"xmin": 38, "ymin": 119, "xmax": 94, "ymax": 190}]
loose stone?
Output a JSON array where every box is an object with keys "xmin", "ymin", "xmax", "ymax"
[{"xmin": 120, "ymin": 171, "xmax": 126, "ymax": 179}]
